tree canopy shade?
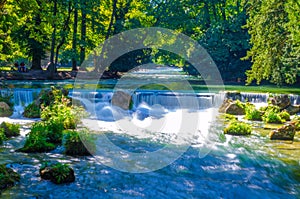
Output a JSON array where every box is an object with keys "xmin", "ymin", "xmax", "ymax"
[
  {"xmin": 0, "ymin": 0, "xmax": 299, "ymax": 84},
  {"xmin": 244, "ymin": 0, "xmax": 300, "ymax": 85}
]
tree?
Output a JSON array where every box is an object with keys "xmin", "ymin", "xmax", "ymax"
[{"xmin": 244, "ymin": 0, "xmax": 300, "ymax": 85}]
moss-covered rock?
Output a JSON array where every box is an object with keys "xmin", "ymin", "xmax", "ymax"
[
  {"xmin": 224, "ymin": 121, "xmax": 252, "ymax": 136},
  {"xmin": 0, "ymin": 128, "xmax": 6, "ymax": 145},
  {"xmin": 63, "ymin": 130, "xmax": 93, "ymax": 156},
  {"xmin": 0, "ymin": 102, "xmax": 13, "ymax": 117},
  {"xmin": 23, "ymin": 102, "xmax": 40, "ymax": 118},
  {"xmin": 269, "ymin": 124, "xmax": 295, "ymax": 141},
  {"xmin": 0, "ymin": 122, "xmax": 20, "ymax": 138},
  {"xmin": 268, "ymin": 94, "xmax": 291, "ymax": 110},
  {"xmin": 245, "ymin": 103, "xmax": 263, "ymax": 121},
  {"xmin": 0, "ymin": 164, "xmax": 20, "ymax": 193},
  {"xmin": 219, "ymin": 99, "xmax": 246, "ymax": 115},
  {"xmin": 40, "ymin": 162, "xmax": 75, "ymax": 184}
]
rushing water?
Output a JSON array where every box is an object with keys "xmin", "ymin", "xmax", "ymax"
[{"xmin": 0, "ymin": 67, "xmax": 300, "ymax": 198}]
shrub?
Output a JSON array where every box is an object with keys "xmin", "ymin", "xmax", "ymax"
[
  {"xmin": 279, "ymin": 110, "xmax": 290, "ymax": 121},
  {"xmin": 262, "ymin": 105, "xmax": 284, "ymax": 124},
  {"xmin": 0, "ymin": 164, "xmax": 20, "ymax": 192},
  {"xmin": 0, "ymin": 129, "xmax": 6, "ymax": 145},
  {"xmin": 292, "ymin": 116, "xmax": 300, "ymax": 130},
  {"xmin": 0, "ymin": 122, "xmax": 20, "ymax": 137},
  {"xmin": 17, "ymin": 131, "xmax": 56, "ymax": 153},
  {"xmin": 245, "ymin": 103, "xmax": 262, "ymax": 121},
  {"xmin": 23, "ymin": 103, "xmax": 40, "ymax": 118},
  {"xmin": 224, "ymin": 121, "xmax": 252, "ymax": 136},
  {"xmin": 63, "ymin": 130, "xmax": 94, "ymax": 156},
  {"xmin": 40, "ymin": 162, "xmax": 75, "ymax": 184}
]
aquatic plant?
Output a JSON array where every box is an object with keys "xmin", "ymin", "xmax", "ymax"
[
  {"xmin": 245, "ymin": 103, "xmax": 263, "ymax": 121},
  {"xmin": 0, "ymin": 122, "xmax": 20, "ymax": 137},
  {"xmin": 224, "ymin": 121, "xmax": 252, "ymax": 136}
]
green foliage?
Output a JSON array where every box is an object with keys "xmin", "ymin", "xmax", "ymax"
[
  {"xmin": 40, "ymin": 162, "xmax": 74, "ymax": 184},
  {"xmin": 0, "ymin": 128, "xmax": 5, "ymax": 145},
  {"xmin": 262, "ymin": 106, "xmax": 285, "ymax": 124},
  {"xmin": 63, "ymin": 129, "xmax": 94, "ymax": 156},
  {"xmin": 23, "ymin": 103, "xmax": 40, "ymax": 118},
  {"xmin": 0, "ymin": 164, "xmax": 20, "ymax": 192},
  {"xmin": 0, "ymin": 122, "xmax": 20, "ymax": 137},
  {"xmin": 219, "ymin": 113, "xmax": 238, "ymax": 122},
  {"xmin": 279, "ymin": 110, "xmax": 290, "ymax": 121},
  {"xmin": 244, "ymin": 0, "xmax": 300, "ymax": 85},
  {"xmin": 224, "ymin": 121, "xmax": 252, "ymax": 136},
  {"xmin": 291, "ymin": 116, "xmax": 300, "ymax": 131},
  {"xmin": 245, "ymin": 103, "xmax": 263, "ymax": 121}
]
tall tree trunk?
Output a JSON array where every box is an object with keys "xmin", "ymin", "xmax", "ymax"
[
  {"xmin": 49, "ymin": 0, "xmax": 57, "ymax": 76},
  {"xmin": 80, "ymin": 2, "xmax": 87, "ymax": 66},
  {"xmin": 31, "ymin": 0, "xmax": 44, "ymax": 70},
  {"xmin": 55, "ymin": 2, "xmax": 72, "ymax": 67},
  {"xmin": 72, "ymin": 1, "xmax": 78, "ymax": 71},
  {"xmin": 95, "ymin": 0, "xmax": 117, "ymax": 72}
]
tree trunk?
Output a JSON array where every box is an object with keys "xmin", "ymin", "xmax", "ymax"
[
  {"xmin": 72, "ymin": 2, "xmax": 78, "ymax": 71},
  {"xmin": 49, "ymin": 0, "xmax": 57, "ymax": 77},
  {"xmin": 55, "ymin": 2, "xmax": 72, "ymax": 67},
  {"xmin": 79, "ymin": 2, "xmax": 87, "ymax": 65}
]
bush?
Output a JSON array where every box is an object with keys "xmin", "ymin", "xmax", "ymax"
[
  {"xmin": 292, "ymin": 116, "xmax": 300, "ymax": 130},
  {"xmin": 0, "ymin": 129, "xmax": 6, "ymax": 145},
  {"xmin": 17, "ymin": 131, "xmax": 56, "ymax": 153},
  {"xmin": 262, "ymin": 105, "xmax": 285, "ymax": 124},
  {"xmin": 18, "ymin": 119, "xmax": 64, "ymax": 153},
  {"xmin": 23, "ymin": 103, "xmax": 40, "ymax": 118},
  {"xmin": 0, "ymin": 122, "xmax": 20, "ymax": 137},
  {"xmin": 63, "ymin": 130, "xmax": 94, "ymax": 156},
  {"xmin": 279, "ymin": 110, "xmax": 290, "ymax": 121},
  {"xmin": 0, "ymin": 164, "xmax": 20, "ymax": 192},
  {"xmin": 224, "ymin": 121, "xmax": 252, "ymax": 136},
  {"xmin": 245, "ymin": 103, "xmax": 263, "ymax": 121},
  {"xmin": 39, "ymin": 162, "xmax": 75, "ymax": 184}
]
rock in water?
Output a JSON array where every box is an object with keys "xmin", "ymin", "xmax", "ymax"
[
  {"xmin": 269, "ymin": 124, "xmax": 296, "ymax": 141},
  {"xmin": 285, "ymin": 105, "xmax": 300, "ymax": 115},
  {"xmin": 0, "ymin": 102, "xmax": 13, "ymax": 117},
  {"xmin": 219, "ymin": 99, "xmax": 245, "ymax": 115},
  {"xmin": 269, "ymin": 95, "xmax": 291, "ymax": 110},
  {"xmin": 111, "ymin": 91, "xmax": 132, "ymax": 110},
  {"xmin": 0, "ymin": 164, "xmax": 20, "ymax": 193}
]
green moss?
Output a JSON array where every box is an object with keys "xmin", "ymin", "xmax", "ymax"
[
  {"xmin": 292, "ymin": 116, "xmax": 300, "ymax": 130},
  {"xmin": 245, "ymin": 103, "xmax": 263, "ymax": 121},
  {"xmin": 0, "ymin": 122, "xmax": 20, "ymax": 138},
  {"xmin": 0, "ymin": 129, "xmax": 6, "ymax": 145},
  {"xmin": 279, "ymin": 110, "xmax": 290, "ymax": 121},
  {"xmin": 40, "ymin": 162, "xmax": 75, "ymax": 184},
  {"xmin": 63, "ymin": 130, "xmax": 94, "ymax": 156},
  {"xmin": 0, "ymin": 164, "xmax": 20, "ymax": 192},
  {"xmin": 23, "ymin": 103, "xmax": 41, "ymax": 118},
  {"xmin": 224, "ymin": 121, "xmax": 252, "ymax": 136},
  {"xmin": 262, "ymin": 105, "xmax": 284, "ymax": 124}
]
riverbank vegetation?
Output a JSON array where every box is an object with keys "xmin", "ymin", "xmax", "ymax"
[{"xmin": 0, "ymin": 0, "xmax": 299, "ymax": 85}]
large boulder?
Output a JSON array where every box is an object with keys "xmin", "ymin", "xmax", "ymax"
[
  {"xmin": 0, "ymin": 102, "xmax": 13, "ymax": 117},
  {"xmin": 40, "ymin": 163, "xmax": 75, "ymax": 184},
  {"xmin": 269, "ymin": 95, "xmax": 291, "ymax": 110},
  {"xmin": 269, "ymin": 123, "xmax": 296, "ymax": 141},
  {"xmin": 111, "ymin": 91, "xmax": 133, "ymax": 110},
  {"xmin": 285, "ymin": 105, "xmax": 300, "ymax": 115},
  {"xmin": 219, "ymin": 99, "xmax": 245, "ymax": 115},
  {"xmin": 0, "ymin": 164, "xmax": 20, "ymax": 193}
]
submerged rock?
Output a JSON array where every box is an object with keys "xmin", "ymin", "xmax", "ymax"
[
  {"xmin": 0, "ymin": 164, "xmax": 20, "ymax": 193},
  {"xmin": 269, "ymin": 124, "xmax": 296, "ymax": 141}
]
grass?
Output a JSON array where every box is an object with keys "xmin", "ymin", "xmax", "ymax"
[
  {"xmin": 0, "ymin": 66, "xmax": 94, "ymax": 72},
  {"xmin": 191, "ymin": 84, "xmax": 300, "ymax": 94}
]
